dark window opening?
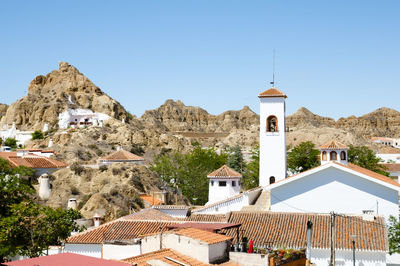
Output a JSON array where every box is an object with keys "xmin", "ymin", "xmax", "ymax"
[
  {"xmin": 269, "ymin": 176, "xmax": 275, "ymax": 184},
  {"xmin": 340, "ymin": 151, "xmax": 346, "ymax": 160},
  {"xmin": 330, "ymin": 151, "xmax": 337, "ymax": 161},
  {"xmin": 322, "ymin": 151, "xmax": 327, "ymax": 161},
  {"xmin": 219, "ymin": 181, "xmax": 227, "ymax": 187},
  {"xmin": 267, "ymin": 116, "xmax": 278, "ymax": 132},
  {"xmin": 232, "ymin": 181, "xmax": 236, "ymax": 187}
]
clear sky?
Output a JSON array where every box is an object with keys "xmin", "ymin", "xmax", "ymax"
[{"xmin": 0, "ymin": 1, "xmax": 399, "ymax": 119}]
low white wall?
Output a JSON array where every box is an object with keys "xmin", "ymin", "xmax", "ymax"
[
  {"xmin": 208, "ymin": 241, "xmax": 229, "ymax": 263},
  {"xmin": 103, "ymin": 244, "xmax": 141, "ymax": 260},
  {"xmin": 64, "ymin": 243, "xmax": 102, "ymax": 258},
  {"xmin": 155, "ymin": 208, "xmax": 188, "ymax": 218},
  {"xmin": 229, "ymin": 252, "xmax": 269, "ymax": 266},
  {"xmin": 311, "ymin": 248, "xmax": 386, "ymax": 266}
]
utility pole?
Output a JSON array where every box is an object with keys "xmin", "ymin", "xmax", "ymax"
[
  {"xmin": 330, "ymin": 211, "xmax": 335, "ymax": 266},
  {"xmin": 159, "ymin": 217, "xmax": 162, "ymax": 250}
]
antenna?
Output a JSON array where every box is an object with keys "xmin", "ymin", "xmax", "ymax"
[{"xmin": 270, "ymin": 49, "xmax": 276, "ymax": 87}]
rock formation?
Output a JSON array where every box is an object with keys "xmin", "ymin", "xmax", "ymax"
[
  {"xmin": 0, "ymin": 104, "xmax": 8, "ymax": 117},
  {"xmin": 1, "ymin": 62, "xmax": 129, "ymax": 130}
]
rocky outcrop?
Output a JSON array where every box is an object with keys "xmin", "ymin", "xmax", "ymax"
[
  {"xmin": 1, "ymin": 62, "xmax": 130, "ymax": 130},
  {"xmin": 0, "ymin": 104, "xmax": 8, "ymax": 117},
  {"xmin": 286, "ymin": 107, "xmax": 335, "ymax": 129}
]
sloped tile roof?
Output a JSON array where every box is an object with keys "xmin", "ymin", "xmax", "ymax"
[
  {"xmin": 344, "ymin": 163, "xmax": 400, "ymax": 188},
  {"xmin": 122, "ymin": 208, "xmax": 175, "ymax": 221},
  {"xmin": 99, "ymin": 149, "xmax": 144, "ymax": 161},
  {"xmin": 66, "ymin": 220, "xmax": 176, "ymax": 244},
  {"xmin": 168, "ymin": 227, "xmax": 233, "ymax": 245},
  {"xmin": 167, "ymin": 222, "xmax": 240, "ymax": 232},
  {"xmin": 258, "ymin": 87, "xmax": 287, "ymax": 98},
  {"xmin": 140, "ymin": 195, "xmax": 164, "ymax": 206},
  {"xmin": 121, "ymin": 248, "xmax": 208, "ymax": 266},
  {"xmin": 183, "ymin": 213, "xmax": 230, "ymax": 223},
  {"xmin": 0, "ymin": 152, "xmax": 67, "ymax": 169},
  {"xmin": 153, "ymin": 205, "xmax": 190, "ymax": 210},
  {"xmin": 222, "ymin": 211, "xmax": 387, "ymax": 251},
  {"xmin": 320, "ymin": 140, "xmax": 348, "ymax": 149},
  {"xmin": 207, "ymin": 165, "xmax": 242, "ymax": 179},
  {"xmin": 380, "ymin": 163, "xmax": 400, "ymax": 172},
  {"xmin": 4, "ymin": 252, "xmax": 129, "ymax": 266}
]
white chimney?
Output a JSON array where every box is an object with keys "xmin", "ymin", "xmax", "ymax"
[
  {"xmin": 93, "ymin": 213, "xmax": 102, "ymax": 227},
  {"xmin": 67, "ymin": 198, "xmax": 77, "ymax": 210}
]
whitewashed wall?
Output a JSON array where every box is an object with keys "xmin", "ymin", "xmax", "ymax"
[
  {"xmin": 311, "ymin": 248, "xmax": 386, "ymax": 266},
  {"xmin": 270, "ymin": 166, "xmax": 399, "ymax": 221},
  {"xmin": 208, "ymin": 241, "xmax": 229, "ymax": 263},
  {"xmin": 207, "ymin": 178, "xmax": 241, "ymax": 204},
  {"xmin": 155, "ymin": 208, "xmax": 188, "ymax": 218},
  {"xmin": 102, "ymin": 244, "xmax": 141, "ymax": 260},
  {"xmin": 377, "ymin": 153, "xmax": 400, "ymax": 163},
  {"xmin": 64, "ymin": 243, "xmax": 102, "ymax": 258},
  {"xmin": 259, "ymin": 96, "xmax": 287, "ymax": 186}
]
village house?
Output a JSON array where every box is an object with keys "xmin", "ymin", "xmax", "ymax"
[
  {"xmin": 0, "ymin": 122, "xmax": 33, "ymax": 146},
  {"xmin": 98, "ymin": 148, "xmax": 144, "ymax": 166},
  {"xmin": 207, "ymin": 165, "xmax": 242, "ymax": 205},
  {"xmin": 58, "ymin": 108, "xmax": 109, "ymax": 129}
]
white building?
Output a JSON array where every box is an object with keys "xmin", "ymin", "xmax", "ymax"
[
  {"xmin": 207, "ymin": 165, "xmax": 242, "ymax": 205},
  {"xmin": 58, "ymin": 108, "xmax": 109, "ymax": 129},
  {"xmin": 140, "ymin": 227, "xmax": 232, "ymax": 264},
  {"xmin": 0, "ymin": 122, "xmax": 33, "ymax": 146},
  {"xmin": 258, "ymin": 87, "xmax": 287, "ymax": 186}
]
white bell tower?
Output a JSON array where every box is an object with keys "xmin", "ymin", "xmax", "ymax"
[{"xmin": 259, "ymin": 87, "xmax": 287, "ymax": 186}]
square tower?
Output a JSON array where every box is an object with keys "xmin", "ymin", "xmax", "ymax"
[{"xmin": 259, "ymin": 87, "xmax": 287, "ymax": 186}]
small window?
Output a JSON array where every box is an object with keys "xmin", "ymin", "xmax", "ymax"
[
  {"xmin": 211, "ymin": 181, "xmax": 214, "ymax": 186},
  {"xmin": 232, "ymin": 181, "xmax": 236, "ymax": 187},
  {"xmin": 269, "ymin": 176, "xmax": 275, "ymax": 184},
  {"xmin": 266, "ymin": 116, "xmax": 278, "ymax": 132},
  {"xmin": 330, "ymin": 151, "xmax": 337, "ymax": 161},
  {"xmin": 340, "ymin": 151, "xmax": 346, "ymax": 160},
  {"xmin": 219, "ymin": 181, "xmax": 227, "ymax": 187},
  {"xmin": 322, "ymin": 151, "xmax": 327, "ymax": 161}
]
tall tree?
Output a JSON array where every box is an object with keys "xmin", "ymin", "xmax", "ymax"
[
  {"xmin": 388, "ymin": 215, "xmax": 400, "ymax": 255},
  {"xmin": 228, "ymin": 145, "xmax": 245, "ymax": 173},
  {"xmin": 287, "ymin": 141, "xmax": 320, "ymax": 174},
  {"xmin": 242, "ymin": 146, "xmax": 259, "ymax": 189},
  {"xmin": 150, "ymin": 143, "xmax": 227, "ymax": 205},
  {"xmin": 347, "ymin": 145, "xmax": 389, "ymax": 176}
]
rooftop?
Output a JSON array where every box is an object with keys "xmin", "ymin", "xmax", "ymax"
[
  {"xmin": 207, "ymin": 165, "xmax": 242, "ymax": 179},
  {"xmin": 380, "ymin": 163, "xmax": 400, "ymax": 172},
  {"xmin": 167, "ymin": 227, "xmax": 233, "ymax": 245},
  {"xmin": 121, "ymin": 248, "xmax": 207, "ymax": 266},
  {"xmin": 3, "ymin": 252, "xmax": 129, "ymax": 266},
  {"xmin": 320, "ymin": 140, "xmax": 349, "ymax": 150},
  {"xmin": 258, "ymin": 87, "xmax": 287, "ymax": 98},
  {"xmin": 99, "ymin": 149, "xmax": 144, "ymax": 161},
  {"xmin": 139, "ymin": 194, "xmax": 164, "ymax": 206},
  {"xmin": 0, "ymin": 152, "xmax": 67, "ymax": 169},
  {"xmin": 223, "ymin": 211, "xmax": 387, "ymax": 251}
]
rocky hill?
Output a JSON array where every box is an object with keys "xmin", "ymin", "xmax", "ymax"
[
  {"xmin": 1, "ymin": 62, "xmax": 130, "ymax": 130},
  {"xmin": 0, "ymin": 104, "xmax": 8, "ymax": 117}
]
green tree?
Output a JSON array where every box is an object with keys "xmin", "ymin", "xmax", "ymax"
[
  {"xmin": 228, "ymin": 145, "xmax": 245, "ymax": 173},
  {"xmin": 31, "ymin": 130, "xmax": 44, "ymax": 140},
  {"xmin": 242, "ymin": 146, "xmax": 259, "ymax": 189},
  {"xmin": 287, "ymin": 141, "xmax": 320, "ymax": 174},
  {"xmin": 0, "ymin": 201, "xmax": 83, "ymax": 258},
  {"xmin": 150, "ymin": 143, "xmax": 227, "ymax": 205},
  {"xmin": 347, "ymin": 145, "xmax": 389, "ymax": 176},
  {"xmin": 388, "ymin": 215, "xmax": 400, "ymax": 255},
  {"xmin": 4, "ymin": 138, "xmax": 17, "ymax": 149}
]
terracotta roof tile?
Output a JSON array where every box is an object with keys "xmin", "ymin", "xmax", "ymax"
[
  {"xmin": 140, "ymin": 195, "xmax": 164, "ymax": 206},
  {"xmin": 167, "ymin": 222, "xmax": 240, "ymax": 232},
  {"xmin": 153, "ymin": 205, "xmax": 190, "ymax": 210},
  {"xmin": 0, "ymin": 152, "xmax": 67, "ymax": 169},
  {"xmin": 121, "ymin": 248, "xmax": 208, "ymax": 266},
  {"xmin": 222, "ymin": 211, "xmax": 387, "ymax": 251},
  {"xmin": 99, "ymin": 149, "xmax": 144, "ymax": 161},
  {"xmin": 66, "ymin": 220, "xmax": 176, "ymax": 244},
  {"xmin": 168, "ymin": 227, "xmax": 233, "ymax": 245},
  {"xmin": 183, "ymin": 213, "xmax": 230, "ymax": 223},
  {"xmin": 344, "ymin": 163, "xmax": 400, "ymax": 188},
  {"xmin": 122, "ymin": 208, "xmax": 175, "ymax": 221},
  {"xmin": 320, "ymin": 140, "xmax": 348, "ymax": 149},
  {"xmin": 258, "ymin": 87, "xmax": 287, "ymax": 98},
  {"xmin": 207, "ymin": 165, "xmax": 242, "ymax": 179},
  {"xmin": 380, "ymin": 163, "xmax": 400, "ymax": 172}
]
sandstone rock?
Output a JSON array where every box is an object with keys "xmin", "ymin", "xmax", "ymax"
[{"xmin": 0, "ymin": 103, "xmax": 8, "ymax": 117}]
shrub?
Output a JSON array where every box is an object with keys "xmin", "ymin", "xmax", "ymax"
[
  {"xmin": 4, "ymin": 138, "xmax": 17, "ymax": 149},
  {"xmin": 99, "ymin": 165, "xmax": 108, "ymax": 172},
  {"xmin": 130, "ymin": 143, "xmax": 145, "ymax": 156},
  {"xmin": 78, "ymin": 194, "xmax": 92, "ymax": 210},
  {"xmin": 31, "ymin": 130, "xmax": 44, "ymax": 140},
  {"xmin": 70, "ymin": 185, "xmax": 80, "ymax": 195},
  {"xmin": 71, "ymin": 162, "xmax": 84, "ymax": 175},
  {"xmin": 112, "ymin": 167, "xmax": 121, "ymax": 175}
]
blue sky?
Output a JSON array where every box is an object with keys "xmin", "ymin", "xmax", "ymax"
[{"xmin": 0, "ymin": 1, "xmax": 399, "ymax": 119}]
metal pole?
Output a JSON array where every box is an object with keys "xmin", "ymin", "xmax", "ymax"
[
  {"xmin": 330, "ymin": 211, "xmax": 335, "ymax": 266},
  {"xmin": 352, "ymin": 240, "xmax": 355, "ymax": 266}
]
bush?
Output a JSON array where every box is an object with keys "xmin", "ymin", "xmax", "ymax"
[
  {"xmin": 130, "ymin": 143, "xmax": 145, "ymax": 156},
  {"xmin": 99, "ymin": 165, "xmax": 108, "ymax": 172},
  {"xmin": 71, "ymin": 162, "xmax": 84, "ymax": 175},
  {"xmin": 4, "ymin": 138, "xmax": 17, "ymax": 149},
  {"xmin": 78, "ymin": 194, "xmax": 92, "ymax": 210},
  {"xmin": 112, "ymin": 167, "xmax": 121, "ymax": 175},
  {"xmin": 31, "ymin": 130, "xmax": 44, "ymax": 140},
  {"xmin": 70, "ymin": 185, "xmax": 80, "ymax": 195}
]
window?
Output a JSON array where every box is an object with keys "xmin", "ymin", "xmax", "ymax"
[
  {"xmin": 330, "ymin": 151, "xmax": 337, "ymax": 161},
  {"xmin": 340, "ymin": 151, "xmax": 346, "ymax": 160},
  {"xmin": 266, "ymin": 116, "xmax": 278, "ymax": 132},
  {"xmin": 269, "ymin": 176, "xmax": 275, "ymax": 184},
  {"xmin": 322, "ymin": 151, "xmax": 327, "ymax": 161},
  {"xmin": 219, "ymin": 181, "xmax": 227, "ymax": 187},
  {"xmin": 211, "ymin": 181, "xmax": 214, "ymax": 186},
  {"xmin": 232, "ymin": 181, "xmax": 236, "ymax": 187}
]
